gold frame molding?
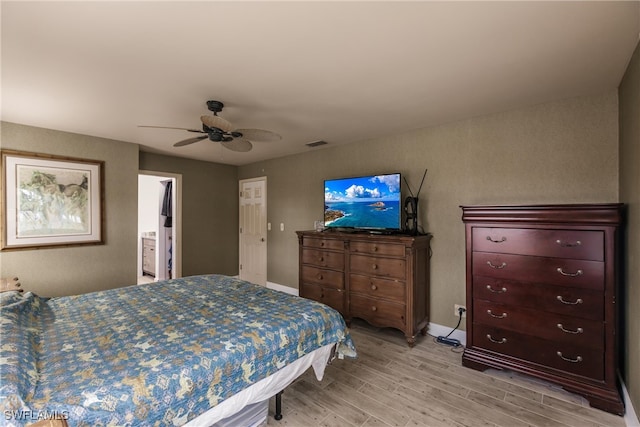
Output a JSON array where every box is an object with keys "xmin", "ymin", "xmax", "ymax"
[{"xmin": 1, "ymin": 150, "xmax": 104, "ymax": 251}]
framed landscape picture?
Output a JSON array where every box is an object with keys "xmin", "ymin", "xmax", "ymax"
[{"xmin": 1, "ymin": 150, "xmax": 104, "ymax": 250}]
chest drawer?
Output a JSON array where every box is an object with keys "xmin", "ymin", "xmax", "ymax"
[
  {"xmin": 300, "ymin": 283, "xmax": 345, "ymax": 314},
  {"xmin": 472, "ymin": 252, "xmax": 604, "ymax": 290},
  {"xmin": 473, "ymin": 276, "xmax": 603, "ymax": 320},
  {"xmin": 472, "ymin": 228, "xmax": 604, "ymax": 261},
  {"xmin": 302, "ymin": 236, "xmax": 344, "ymax": 251},
  {"xmin": 301, "ymin": 248, "xmax": 344, "ymax": 270},
  {"xmin": 350, "ymin": 294, "xmax": 406, "ymax": 331},
  {"xmin": 473, "ymin": 299, "xmax": 603, "ymax": 349},
  {"xmin": 350, "ymin": 274, "xmax": 405, "ymax": 302},
  {"xmin": 350, "ymin": 241, "xmax": 405, "ymax": 257},
  {"xmin": 350, "ymin": 254, "xmax": 406, "ymax": 280},
  {"xmin": 472, "ymin": 324, "xmax": 604, "ymax": 380},
  {"xmin": 301, "ymin": 266, "xmax": 344, "ymax": 289}
]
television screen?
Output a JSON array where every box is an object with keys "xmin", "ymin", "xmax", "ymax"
[{"xmin": 324, "ymin": 173, "xmax": 402, "ymax": 231}]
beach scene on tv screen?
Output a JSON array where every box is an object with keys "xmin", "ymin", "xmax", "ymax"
[{"xmin": 324, "ymin": 174, "xmax": 401, "ymax": 229}]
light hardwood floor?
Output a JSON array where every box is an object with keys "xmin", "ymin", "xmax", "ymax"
[{"xmin": 268, "ymin": 319, "xmax": 626, "ymax": 427}]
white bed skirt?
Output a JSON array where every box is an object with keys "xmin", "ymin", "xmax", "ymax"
[{"xmin": 183, "ymin": 344, "xmax": 334, "ymax": 426}]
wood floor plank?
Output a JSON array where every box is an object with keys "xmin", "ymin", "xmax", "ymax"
[
  {"xmin": 325, "ymin": 381, "xmax": 411, "ymax": 426},
  {"xmin": 264, "ymin": 321, "xmax": 627, "ymax": 427},
  {"xmin": 466, "ymin": 390, "xmax": 571, "ymax": 427}
]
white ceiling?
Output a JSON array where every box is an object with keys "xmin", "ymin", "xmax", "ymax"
[{"xmin": 2, "ymin": 1, "xmax": 639, "ymax": 166}]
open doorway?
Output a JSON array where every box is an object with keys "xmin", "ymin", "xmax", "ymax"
[{"xmin": 138, "ymin": 171, "xmax": 182, "ymax": 284}]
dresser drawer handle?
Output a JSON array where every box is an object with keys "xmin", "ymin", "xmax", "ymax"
[
  {"xmin": 486, "ymin": 285, "xmax": 507, "ymax": 293},
  {"xmin": 557, "ymin": 295, "xmax": 583, "ymax": 305},
  {"xmin": 557, "ymin": 352, "xmax": 583, "ymax": 363},
  {"xmin": 556, "ymin": 239, "xmax": 581, "ymax": 247},
  {"xmin": 557, "ymin": 268, "xmax": 583, "ymax": 277},
  {"xmin": 487, "ymin": 310, "xmax": 507, "ymax": 319},
  {"xmin": 317, "ymin": 274, "xmax": 323, "ymax": 280},
  {"xmin": 486, "ymin": 334, "xmax": 507, "ymax": 344},
  {"xmin": 486, "ymin": 236, "xmax": 507, "ymax": 243},
  {"xmin": 557, "ymin": 323, "xmax": 584, "ymax": 334},
  {"xmin": 372, "ymin": 246, "xmax": 378, "ymax": 252},
  {"xmin": 372, "ymin": 264, "xmax": 378, "ymax": 270},
  {"xmin": 318, "ymin": 256, "xmax": 324, "ymax": 262},
  {"xmin": 487, "ymin": 261, "xmax": 507, "ymax": 269},
  {"xmin": 371, "ymin": 306, "xmax": 377, "ymax": 312},
  {"xmin": 371, "ymin": 284, "xmax": 377, "ymax": 291}
]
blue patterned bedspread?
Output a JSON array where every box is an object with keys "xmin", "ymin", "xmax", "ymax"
[{"xmin": 0, "ymin": 274, "xmax": 356, "ymax": 426}]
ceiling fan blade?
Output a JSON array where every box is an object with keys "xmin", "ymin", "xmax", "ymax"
[
  {"xmin": 173, "ymin": 135, "xmax": 208, "ymax": 147},
  {"xmin": 139, "ymin": 125, "xmax": 205, "ymax": 133},
  {"xmin": 235, "ymin": 128, "xmax": 281, "ymax": 142},
  {"xmin": 201, "ymin": 115, "xmax": 233, "ymax": 133},
  {"xmin": 221, "ymin": 139, "xmax": 253, "ymax": 152}
]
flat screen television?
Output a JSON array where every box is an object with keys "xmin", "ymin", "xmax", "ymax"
[{"xmin": 324, "ymin": 173, "xmax": 402, "ymax": 232}]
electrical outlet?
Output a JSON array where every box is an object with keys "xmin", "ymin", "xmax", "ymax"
[{"xmin": 454, "ymin": 304, "xmax": 467, "ymax": 317}]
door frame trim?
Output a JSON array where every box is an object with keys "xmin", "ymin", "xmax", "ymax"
[{"xmin": 139, "ymin": 170, "xmax": 182, "ymax": 279}]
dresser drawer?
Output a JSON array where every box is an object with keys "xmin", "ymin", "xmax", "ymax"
[
  {"xmin": 473, "ymin": 300, "xmax": 603, "ymax": 349},
  {"xmin": 350, "ymin": 254, "xmax": 405, "ymax": 280},
  {"xmin": 301, "ymin": 283, "xmax": 345, "ymax": 314},
  {"xmin": 472, "ymin": 252, "xmax": 604, "ymax": 290},
  {"xmin": 350, "ymin": 241, "xmax": 405, "ymax": 257},
  {"xmin": 301, "ymin": 266, "xmax": 344, "ymax": 289},
  {"xmin": 350, "ymin": 274, "xmax": 405, "ymax": 303},
  {"xmin": 472, "ymin": 325, "xmax": 604, "ymax": 380},
  {"xmin": 301, "ymin": 248, "xmax": 344, "ymax": 270},
  {"xmin": 350, "ymin": 294, "xmax": 406, "ymax": 331},
  {"xmin": 473, "ymin": 228, "xmax": 604, "ymax": 261},
  {"xmin": 302, "ymin": 236, "xmax": 344, "ymax": 251},
  {"xmin": 473, "ymin": 276, "xmax": 604, "ymax": 320}
]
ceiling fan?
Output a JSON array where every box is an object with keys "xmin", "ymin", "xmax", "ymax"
[{"xmin": 139, "ymin": 100, "xmax": 281, "ymax": 152}]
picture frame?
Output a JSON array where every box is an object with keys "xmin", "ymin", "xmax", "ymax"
[{"xmin": 1, "ymin": 150, "xmax": 104, "ymax": 250}]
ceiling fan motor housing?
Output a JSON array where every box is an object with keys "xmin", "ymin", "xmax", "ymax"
[{"xmin": 206, "ymin": 100, "xmax": 224, "ymax": 114}]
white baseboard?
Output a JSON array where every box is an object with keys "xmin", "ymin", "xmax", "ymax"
[
  {"xmin": 266, "ymin": 281, "xmax": 298, "ymax": 296},
  {"xmin": 427, "ymin": 322, "xmax": 467, "ymax": 346},
  {"xmin": 621, "ymin": 375, "xmax": 640, "ymax": 427}
]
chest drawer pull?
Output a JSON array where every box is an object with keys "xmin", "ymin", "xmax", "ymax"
[
  {"xmin": 486, "ymin": 285, "xmax": 507, "ymax": 293},
  {"xmin": 371, "ymin": 284, "xmax": 377, "ymax": 290},
  {"xmin": 372, "ymin": 264, "xmax": 378, "ymax": 270},
  {"xmin": 317, "ymin": 274, "xmax": 324, "ymax": 280},
  {"xmin": 556, "ymin": 295, "xmax": 583, "ymax": 305},
  {"xmin": 556, "ymin": 268, "xmax": 583, "ymax": 277},
  {"xmin": 486, "ymin": 236, "xmax": 507, "ymax": 243},
  {"xmin": 486, "ymin": 334, "xmax": 507, "ymax": 344},
  {"xmin": 371, "ymin": 306, "xmax": 377, "ymax": 312},
  {"xmin": 557, "ymin": 352, "xmax": 583, "ymax": 363},
  {"xmin": 487, "ymin": 261, "xmax": 507, "ymax": 269},
  {"xmin": 557, "ymin": 323, "xmax": 584, "ymax": 334},
  {"xmin": 556, "ymin": 239, "xmax": 581, "ymax": 247},
  {"xmin": 487, "ymin": 310, "xmax": 507, "ymax": 319}
]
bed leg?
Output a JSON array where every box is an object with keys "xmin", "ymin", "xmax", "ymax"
[{"xmin": 274, "ymin": 390, "xmax": 283, "ymax": 420}]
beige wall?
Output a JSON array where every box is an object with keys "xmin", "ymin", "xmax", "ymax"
[
  {"xmin": 139, "ymin": 152, "xmax": 239, "ymax": 277},
  {"xmin": 239, "ymin": 92, "xmax": 619, "ymax": 330},
  {"xmin": 0, "ymin": 122, "xmax": 139, "ymax": 296},
  {"xmin": 619, "ymin": 39, "xmax": 639, "ymax": 416}
]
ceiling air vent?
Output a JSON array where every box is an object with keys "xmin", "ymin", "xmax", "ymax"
[{"xmin": 306, "ymin": 140, "xmax": 328, "ymax": 148}]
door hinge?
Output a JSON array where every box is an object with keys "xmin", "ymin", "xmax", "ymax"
[
  {"xmin": 240, "ymin": 227, "xmax": 243, "ymax": 233},
  {"xmin": 239, "ymin": 264, "xmax": 242, "ymax": 270}
]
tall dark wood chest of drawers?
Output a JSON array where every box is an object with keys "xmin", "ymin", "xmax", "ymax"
[
  {"xmin": 297, "ymin": 230, "xmax": 432, "ymax": 346},
  {"xmin": 461, "ymin": 204, "xmax": 624, "ymax": 415}
]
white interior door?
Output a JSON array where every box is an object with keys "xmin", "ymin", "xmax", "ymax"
[{"xmin": 239, "ymin": 177, "xmax": 267, "ymax": 286}]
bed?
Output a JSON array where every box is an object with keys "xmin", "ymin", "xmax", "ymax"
[{"xmin": 0, "ymin": 274, "xmax": 356, "ymax": 426}]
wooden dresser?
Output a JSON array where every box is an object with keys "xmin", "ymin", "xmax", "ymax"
[
  {"xmin": 297, "ymin": 230, "xmax": 431, "ymax": 346},
  {"xmin": 461, "ymin": 204, "xmax": 624, "ymax": 415}
]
